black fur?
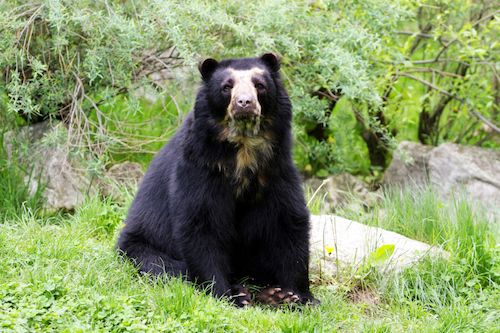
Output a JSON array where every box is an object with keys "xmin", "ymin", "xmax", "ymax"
[{"xmin": 117, "ymin": 54, "xmax": 317, "ymax": 305}]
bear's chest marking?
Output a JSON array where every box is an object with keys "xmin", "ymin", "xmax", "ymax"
[
  {"xmin": 232, "ymin": 136, "xmax": 273, "ymax": 197},
  {"xmin": 234, "ymin": 137, "xmax": 272, "ymax": 176},
  {"xmin": 216, "ymin": 122, "xmax": 274, "ymax": 196}
]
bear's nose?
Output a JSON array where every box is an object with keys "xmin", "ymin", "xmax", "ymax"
[{"xmin": 236, "ymin": 95, "xmax": 253, "ymax": 108}]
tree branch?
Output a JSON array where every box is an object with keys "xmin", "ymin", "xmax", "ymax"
[
  {"xmin": 403, "ymin": 67, "xmax": 464, "ymax": 78},
  {"xmin": 394, "ymin": 31, "xmax": 434, "ymax": 38}
]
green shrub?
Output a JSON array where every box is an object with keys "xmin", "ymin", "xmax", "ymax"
[
  {"xmin": 1, "ymin": 1, "xmax": 498, "ymax": 175},
  {"xmin": 0, "ymin": 0, "xmax": 407, "ymax": 174}
]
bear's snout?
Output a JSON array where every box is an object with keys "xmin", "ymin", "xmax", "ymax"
[
  {"xmin": 236, "ymin": 94, "xmax": 254, "ymax": 108},
  {"xmin": 232, "ymin": 96, "xmax": 259, "ymax": 120},
  {"xmin": 231, "ymin": 92, "xmax": 260, "ymax": 119}
]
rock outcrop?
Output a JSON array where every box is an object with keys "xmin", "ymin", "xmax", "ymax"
[
  {"xmin": 384, "ymin": 141, "xmax": 500, "ymax": 210},
  {"xmin": 4, "ymin": 121, "xmax": 95, "ymax": 210},
  {"xmin": 4, "ymin": 121, "xmax": 144, "ymax": 210}
]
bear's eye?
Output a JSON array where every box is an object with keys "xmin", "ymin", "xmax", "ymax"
[
  {"xmin": 222, "ymin": 84, "xmax": 232, "ymax": 93},
  {"xmin": 255, "ymin": 83, "xmax": 266, "ymax": 91}
]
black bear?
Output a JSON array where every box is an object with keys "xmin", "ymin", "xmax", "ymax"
[{"xmin": 117, "ymin": 53, "xmax": 318, "ymax": 307}]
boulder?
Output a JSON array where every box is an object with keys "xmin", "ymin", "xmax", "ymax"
[
  {"xmin": 4, "ymin": 121, "xmax": 150, "ymax": 210},
  {"xmin": 428, "ymin": 143, "xmax": 500, "ymax": 208},
  {"xmin": 36, "ymin": 148, "xmax": 94, "ymax": 210},
  {"xmin": 384, "ymin": 141, "xmax": 500, "ymax": 210},
  {"xmin": 4, "ymin": 121, "xmax": 96, "ymax": 211},
  {"xmin": 383, "ymin": 141, "xmax": 433, "ymax": 187},
  {"xmin": 309, "ymin": 215, "xmax": 448, "ymax": 278}
]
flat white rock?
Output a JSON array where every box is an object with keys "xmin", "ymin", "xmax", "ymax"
[{"xmin": 310, "ymin": 215, "xmax": 448, "ymax": 275}]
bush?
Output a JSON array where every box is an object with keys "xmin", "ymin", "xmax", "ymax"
[{"xmin": 1, "ymin": 0, "xmax": 498, "ymax": 175}]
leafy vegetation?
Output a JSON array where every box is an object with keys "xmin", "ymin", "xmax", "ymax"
[
  {"xmin": 0, "ymin": 115, "xmax": 43, "ymax": 220},
  {"xmin": 1, "ymin": 0, "xmax": 497, "ymax": 175}
]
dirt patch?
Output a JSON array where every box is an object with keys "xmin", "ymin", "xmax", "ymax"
[{"xmin": 347, "ymin": 287, "xmax": 380, "ymax": 307}]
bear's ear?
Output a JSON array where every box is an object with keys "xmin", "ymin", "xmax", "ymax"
[
  {"xmin": 260, "ymin": 53, "xmax": 280, "ymax": 72},
  {"xmin": 199, "ymin": 58, "xmax": 219, "ymax": 80}
]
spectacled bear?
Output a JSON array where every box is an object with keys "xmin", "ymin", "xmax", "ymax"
[{"xmin": 117, "ymin": 53, "xmax": 318, "ymax": 307}]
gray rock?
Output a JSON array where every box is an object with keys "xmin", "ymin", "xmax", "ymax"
[
  {"xmin": 428, "ymin": 143, "xmax": 500, "ymax": 208},
  {"xmin": 304, "ymin": 173, "xmax": 380, "ymax": 213},
  {"xmin": 4, "ymin": 121, "xmax": 96, "ymax": 211},
  {"xmin": 4, "ymin": 121, "xmax": 148, "ymax": 210},
  {"xmin": 309, "ymin": 214, "xmax": 448, "ymax": 278},
  {"xmin": 384, "ymin": 141, "xmax": 500, "ymax": 211},
  {"xmin": 383, "ymin": 141, "xmax": 432, "ymax": 186},
  {"xmin": 3, "ymin": 121, "xmax": 53, "ymax": 160},
  {"xmin": 38, "ymin": 148, "xmax": 93, "ymax": 210}
]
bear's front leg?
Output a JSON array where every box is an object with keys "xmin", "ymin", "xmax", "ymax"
[
  {"xmin": 256, "ymin": 240, "xmax": 319, "ymax": 306},
  {"xmin": 178, "ymin": 217, "xmax": 233, "ymax": 298},
  {"xmin": 178, "ymin": 209, "xmax": 257, "ymax": 307},
  {"xmin": 264, "ymin": 218, "xmax": 319, "ymax": 306},
  {"xmin": 174, "ymin": 164, "xmax": 240, "ymax": 299},
  {"xmin": 240, "ymin": 177, "xmax": 319, "ymax": 306}
]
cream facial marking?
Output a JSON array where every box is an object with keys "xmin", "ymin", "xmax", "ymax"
[
  {"xmin": 226, "ymin": 67, "xmax": 264, "ymax": 118},
  {"xmin": 222, "ymin": 67, "xmax": 265, "ymax": 137}
]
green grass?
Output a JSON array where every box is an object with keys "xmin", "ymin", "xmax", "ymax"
[
  {"xmin": 0, "ymin": 129, "xmax": 44, "ymax": 220},
  {"xmin": 0, "ymin": 184, "xmax": 498, "ymax": 332}
]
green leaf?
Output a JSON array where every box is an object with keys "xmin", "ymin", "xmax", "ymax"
[
  {"xmin": 315, "ymin": 169, "xmax": 329, "ymax": 178},
  {"xmin": 367, "ymin": 244, "xmax": 395, "ymax": 266}
]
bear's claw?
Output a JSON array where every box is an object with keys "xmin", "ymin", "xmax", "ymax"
[
  {"xmin": 230, "ymin": 285, "xmax": 252, "ymax": 307},
  {"xmin": 256, "ymin": 287, "xmax": 303, "ymax": 307}
]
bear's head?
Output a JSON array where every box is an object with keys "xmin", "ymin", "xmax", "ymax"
[{"xmin": 198, "ymin": 53, "xmax": 285, "ymax": 139}]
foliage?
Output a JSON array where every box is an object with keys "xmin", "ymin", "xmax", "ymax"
[
  {"xmin": 366, "ymin": 244, "xmax": 396, "ymax": 268},
  {"xmin": 0, "ymin": 0, "xmax": 498, "ymax": 175},
  {"xmin": 0, "ymin": 0, "xmax": 183, "ymax": 156},
  {"xmin": 0, "ymin": 115, "xmax": 43, "ymax": 220},
  {"xmin": 383, "ymin": 0, "xmax": 500, "ymax": 147},
  {"xmin": 90, "ymin": 95, "xmax": 188, "ymax": 166}
]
